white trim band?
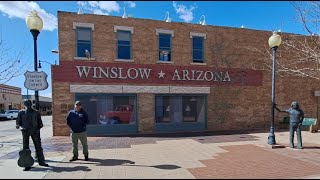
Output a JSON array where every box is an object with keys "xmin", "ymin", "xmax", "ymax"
[
  {"xmin": 70, "ymin": 85, "xmax": 210, "ymax": 94},
  {"xmin": 114, "ymin": 26, "xmax": 134, "ymax": 34},
  {"xmin": 73, "ymin": 22, "xmax": 95, "ymax": 31}
]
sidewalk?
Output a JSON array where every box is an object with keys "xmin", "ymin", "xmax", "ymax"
[{"xmin": 1, "ymin": 130, "xmax": 320, "ymax": 179}]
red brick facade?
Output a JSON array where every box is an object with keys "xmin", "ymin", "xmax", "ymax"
[{"xmin": 52, "ymin": 11, "xmax": 320, "ymax": 136}]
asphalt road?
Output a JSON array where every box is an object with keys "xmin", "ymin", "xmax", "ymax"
[{"xmin": 0, "ymin": 116, "xmax": 52, "ymax": 158}]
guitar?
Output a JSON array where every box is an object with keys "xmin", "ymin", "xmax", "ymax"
[{"xmin": 17, "ymin": 149, "xmax": 34, "ymax": 168}]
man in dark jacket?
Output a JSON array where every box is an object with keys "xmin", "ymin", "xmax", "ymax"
[
  {"xmin": 275, "ymin": 101, "xmax": 304, "ymax": 149},
  {"xmin": 66, "ymin": 100, "xmax": 89, "ymax": 161},
  {"xmin": 16, "ymin": 99, "xmax": 49, "ymax": 171}
]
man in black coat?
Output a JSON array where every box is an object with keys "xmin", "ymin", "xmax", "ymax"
[{"xmin": 16, "ymin": 99, "xmax": 49, "ymax": 171}]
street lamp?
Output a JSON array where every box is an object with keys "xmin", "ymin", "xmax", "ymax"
[
  {"xmin": 26, "ymin": 10, "xmax": 43, "ymax": 110},
  {"xmin": 267, "ymin": 32, "xmax": 281, "ymax": 145},
  {"xmin": 38, "ymin": 60, "xmax": 56, "ymax": 69}
]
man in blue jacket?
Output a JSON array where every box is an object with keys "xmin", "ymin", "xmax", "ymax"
[{"xmin": 66, "ymin": 100, "xmax": 89, "ymax": 161}]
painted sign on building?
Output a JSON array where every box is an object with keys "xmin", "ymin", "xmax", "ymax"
[{"xmin": 53, "ymin": 61, "xmax": 263, "ymax": 86}]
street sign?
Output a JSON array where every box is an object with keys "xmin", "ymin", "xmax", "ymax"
[{"xmin": 24, "ymin": 71, "xmax": 48, "ymax": 91}]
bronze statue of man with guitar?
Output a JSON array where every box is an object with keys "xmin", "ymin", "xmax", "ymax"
[{"xmin": 16, "ymin": 99, "xmax": 49, "ymax": 171}]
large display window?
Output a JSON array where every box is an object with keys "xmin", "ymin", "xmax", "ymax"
[
  {"xmin": 155, "ymin": 95, "xmax": 206, "ymax": 124},
  {"xmin": 74, "ymin": 94, "xmax": 137, "ymax": 126}
]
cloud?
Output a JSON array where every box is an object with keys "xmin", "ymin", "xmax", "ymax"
[
  {"xmin": 172, "ymin": 1, "xmax": 196, "ymax": 23},
  {"xmin": 124, "ymin": 1, "xmax": 136, "ymax": 8},
  {"xmin": 77, "ymin": 1, "xmax": 120, "ymax": 15},
  {"xmin": 0, "ymin": 1, "xmax": 57, "ymax": 31}
]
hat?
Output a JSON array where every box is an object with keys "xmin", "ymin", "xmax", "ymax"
[{"xmin": 75, "ymin": 100, "xmax": 81, "ymax": 106}]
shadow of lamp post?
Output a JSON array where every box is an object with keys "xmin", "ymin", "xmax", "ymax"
[
  {"xmin": 267, "ymin": 32, "xmax": 282, "ymax": 145},
  {"xmin": 25, "ymin": 10, "xmax": 43, "ymax": 110}
]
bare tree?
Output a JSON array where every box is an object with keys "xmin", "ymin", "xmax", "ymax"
[
  {"xmin": 0, "ymin": 38, "xmax": 30, "ymax": 84},
  {"xmin": 249, "ymin": 1, "xmax": 320, "ymax": 80}
]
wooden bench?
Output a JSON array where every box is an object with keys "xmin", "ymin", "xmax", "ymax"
[
  {"xmin": 279, "ymin": 117, "xmax": 318, "ymax": 133},
  {"xmin": 301, "ymin": 118, "xmax": 318, "ymax": 133}
]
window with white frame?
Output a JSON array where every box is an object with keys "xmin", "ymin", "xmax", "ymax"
[
  {"xmin": 156, "ymin": 29, "xmax": 174, "ymax": 62},
  {"xmin": 73, "ymin": 22, "xmax": 94, "ymax": 60}
]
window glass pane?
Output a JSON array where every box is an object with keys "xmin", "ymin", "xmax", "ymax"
[
  {"xmin": 118, "ymin": 46, "xmax": 131, "ymax": 59},
  {"xmin": 117, "ymin": 31, "xmax": 131, "ymax": 59},
  {"xmin": 159, "ymin": 50, "xmax": 171, "ymax": 61},
  {"xmin": 118, "ymin": 40, "xmax": 130, "ymax": 46},
  {"xmin": 77, "ymin": 43, "xmax": 91, "ymax": 57},
  {"xmin": 193, "ymin": 37, "xmax": 203, "ymax": 49},
  {"xmin": 193, "ymin": 50, "xmax": 203, "ymax": 61},
  {"xmin": 155, "ymin": 95, "xmax": 206, "ymax": 123},
  {"xmin": 159, "ymin": 34, "xmax": 171, "ymax": 61},
  {"xmin": 77, "ymin": 27, "xmax": 91, "ymax": 57},
  {"xmin": 117, "ymin": 31, "xmax": 130, "ymax": 41},
  {"xmin": 159, "ymin": 34, "xmax": 171, "ymax": 48},
  {"xmin": 77, "ymin": 28, "xmax": 91, "ymax": 41},
  {"xmin": 74, "ymin": 94, "xmax": 136, "ymax": 125}
]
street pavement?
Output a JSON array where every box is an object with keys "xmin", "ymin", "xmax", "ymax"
[{"xmin": 0, "ymin": 116, "xmax": 320, "ymax": 179}]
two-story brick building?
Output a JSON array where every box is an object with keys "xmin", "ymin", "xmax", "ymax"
[{"xmin": 52, "ymin": 11, "xmax": 320, "ymax": 136}]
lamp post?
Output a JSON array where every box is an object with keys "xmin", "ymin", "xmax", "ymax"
[
  {"xmin": 26, "ymin": 10, "xmax": 43, "ymax": 110},
  {"xmin": 267, "ymin": 32, "xmax": 281, "ymax": 145}
]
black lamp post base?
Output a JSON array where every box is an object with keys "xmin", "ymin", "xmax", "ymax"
[{"xmin": 268, "ymin": 134, "xmax": 276, "ymax": 145}]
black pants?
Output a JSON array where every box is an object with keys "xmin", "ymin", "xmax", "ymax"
[
  {"xmin": 289, "ymin": 123, "xmax": 302, "ymax": 148},
  {"xmin": 22, "ymin": 129, "xmax": 46, "ymax": 164}
]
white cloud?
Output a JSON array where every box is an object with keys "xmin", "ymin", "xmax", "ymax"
[
  {"xmin": 93, "ymin": 9, "xmax": 109, "ymax": 16},
  {"xmin": 124, "ymin": 1, "xmax": 136, "ymax": 8},
  {"xmin": 77, "ymin": 1, "xmax": 120, "ymax": 15},
  {"xmin": 172, "ymin": 1, "xmax": 196, "ymax": 23},
  {"xmin": 0, "ymin": 1, "xmax": 57, "ymax": 31},
  {"xmin": 98, "ymin": 1, "xmax": 120, "ymax": 12}
]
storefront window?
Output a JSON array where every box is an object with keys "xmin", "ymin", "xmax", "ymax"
[
  {"xmin": 75, "ymin": 94, "xmax": 136, "ymax": 125},
  {"xmin": 155, "ymin": 95, "xmax": 206, "ymax": 123}
]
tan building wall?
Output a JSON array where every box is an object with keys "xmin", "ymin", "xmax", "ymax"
[
  {"xmin": 52, "ymin": 11, "xmax": 320, "ymax": 136},
  {"xmin": 0, "ymin": 84, "xmax": 22, "ymax": 111}
]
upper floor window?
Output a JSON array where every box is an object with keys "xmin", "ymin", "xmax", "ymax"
[
  {"xmin": 76, "ymin": 27, "xmax": 92, "ymax": 58},
  {"xmin": 159, "ymin": 34, "xmax": 172, "ymax": 61},
  {"xmin": 117, "ymin": 30, "xmax": 131, "ymax": 59},
  {"xmin": 192, "ymin": 36, "xmax": 204, "ymax": 63}
]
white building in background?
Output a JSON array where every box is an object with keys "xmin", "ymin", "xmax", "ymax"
[
  {"xmin": 0, "ymin": 84, "xmax": 22, "ymax": 112},
  {"xmin": 22, "ymin": 95, "xmax": 52, "ymax": 115}
]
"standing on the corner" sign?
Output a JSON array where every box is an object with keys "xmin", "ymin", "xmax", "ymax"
[{"xmin": 24, "ymin": 71, "xmax": 48, "ymax": 91}]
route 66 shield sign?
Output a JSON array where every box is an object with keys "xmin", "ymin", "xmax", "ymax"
[{"xmin": 24, "ymin": 71, "xmax": 48, "ymax": 91}]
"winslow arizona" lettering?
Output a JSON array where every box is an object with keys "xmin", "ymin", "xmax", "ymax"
[{"xmin": 75, "ymin": 66, "xmax": 231, "ymax": 82}]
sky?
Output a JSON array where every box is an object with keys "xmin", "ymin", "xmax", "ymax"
[{"xmin": 0, "ymin": 1, "xmax": 306, "ymax": 98}]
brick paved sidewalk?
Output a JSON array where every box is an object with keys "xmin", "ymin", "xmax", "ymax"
[{"xmin": 1, "ymin": 130, "xmax": 320, "ymax": 179}]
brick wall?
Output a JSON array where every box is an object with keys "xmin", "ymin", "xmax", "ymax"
[{"xmin": 52, "ymin": 11, "xmax": 320, "ymax": 135}]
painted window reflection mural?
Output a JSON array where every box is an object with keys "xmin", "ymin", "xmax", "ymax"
[
  {"xmin": 75, "ymin": 94, "xmax": 136, "ymax": 125},
  {"xmin": 155, "ymin": 95, "xmax": 206, "ymax": 123}
]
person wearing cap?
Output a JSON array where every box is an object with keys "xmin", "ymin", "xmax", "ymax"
[
  {"xmin": 66, "ymin": 100, "xmax": 89, "ymax": 161},
  {"xmin": 275, "ymin": 101, "xmax": 304, "ymax": 149}
]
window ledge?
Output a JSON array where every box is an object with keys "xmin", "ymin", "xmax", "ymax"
[
  {"xmin": 73, "ymin": 57, "xmax": 96, "ymax": 61},
  {"xmin": 190, "ymin": 62, "xmax": 207, "ymax": 66},
  {"xmin": 157, "ymin": 61, "xmax": 174, "ymax": 64},
  {"xmin": 115, "ymin": 59, "xmax": 135, "ymax": 62}
]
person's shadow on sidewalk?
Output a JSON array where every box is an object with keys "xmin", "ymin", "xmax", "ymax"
[
  {"xmin": 27, "ymin": 165, "xmax": 91, "ymax": 172},
  {"xmin": 29, "ymin": 158, "xmax": 180, "ymax": 171},
  {"xmin": 81, "ymin": 158, "xmax": 181, "ymax": 170}
]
